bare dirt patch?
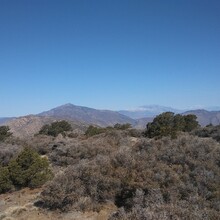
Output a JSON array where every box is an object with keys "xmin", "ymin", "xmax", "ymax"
[{"xmin": 0, "ymin": 188, "xmax": 115, "ymax": 220}]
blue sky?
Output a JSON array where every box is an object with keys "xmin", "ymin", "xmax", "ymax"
[{"xmin": 0, "ymin": 0, "xmax": 220, "ymax": 116}]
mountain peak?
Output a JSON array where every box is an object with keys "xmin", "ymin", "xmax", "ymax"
[
  {"xmin": 38, "ymin": 103, "xmax": 135, "ymax": 127},
  {"xmin": 59, "ymin": 103, "xmax": 75, "ymax": 108}
]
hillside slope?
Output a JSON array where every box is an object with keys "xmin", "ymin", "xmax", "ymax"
[{"xmin": 5, "ymin": 115, "xmax": 87, "ymax": 139}]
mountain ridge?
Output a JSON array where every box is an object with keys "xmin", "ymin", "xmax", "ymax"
[
  {"xmin": 36, "ymin": 103, "xmax": 220, "ymax": 128},
  {"xmin": 1, "ymin": 104, "xmax": 220, "ymax": 138},
  {"xmin": 38, "ymin": 103, "xmax": 136, "ymax": 127}
]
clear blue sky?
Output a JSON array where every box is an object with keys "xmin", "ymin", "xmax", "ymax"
[{"xmin": 0, "ymin": 0, "xmax": 220, "ymax": 116}]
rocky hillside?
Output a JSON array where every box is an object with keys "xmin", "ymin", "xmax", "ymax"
[{"xmin": 5, "ymin": 115, "xmax": 87, "ymax": 139}]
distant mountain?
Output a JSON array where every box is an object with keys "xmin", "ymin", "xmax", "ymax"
[
  {"xmin": 204, "ymin": 106, "xmax": 220, "ymax": 111},
  {"xmin": 38, "ymin": 103, "xmax": 136, "ymax": 127},
  {"xmin": 2, "ymin": 105, "xmax": 220, "ymax": 138},
  {"xmin": 182, "ymin": 109, "xmax": 220, "ymax": 126},
  {"xmin": 119, "ymin": 105, "xmax": 182, "ymax": 119},
  {"xmin": 119, "ymin": 105, "xmax": 220, "ymax": 127},
  {"xmin": 134, "ymin": 109, "xmax": 220, "ymax": 127},
  {"xmin": 0, "ymin": 117, "xmax": 15, "ymax": 125}
]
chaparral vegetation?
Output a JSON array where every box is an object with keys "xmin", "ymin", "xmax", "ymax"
[{"xmin": 0, "ymin": 115, "xmax": 220, "ymax": 219}]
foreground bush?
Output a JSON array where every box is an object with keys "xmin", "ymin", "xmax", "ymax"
[
  {"xmin": 39, "ymin": 120, "xmax": 72, "ymax": 137},
  {"xmin": 0, "ymin": 147, "xmax": 53, "ymax": 193},
  {"xmin": 41, "ymin": 159, "xmax": 121, "ymax": 211},
  {"xmin": 0, "ymin": 166, "xmax": 12, "ymax": 193},
  {"xmin": 40, "ymin": 134, "xmax": 220, "ymax": 218}
]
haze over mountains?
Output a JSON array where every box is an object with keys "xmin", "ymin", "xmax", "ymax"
[
  {"xmin": 1, "ymin": 103, "xmax": 220, "ymax": 138},
  {"xmin": 183, "ymin": 109, "xmax": 220, "ymax": 127},
  {"xmin": 0, "ymin": 117, "xmax": 15, "ymax": 125},
  {"xmin": 119, "ymin": 105, "xmax": 182, "ymax": 119}
]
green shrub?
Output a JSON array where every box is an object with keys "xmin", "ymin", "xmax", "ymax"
[
  {"xmin": 183, "ymin": 114, "xmax": 199, "ymax": 132},
  {"xmin": 39, "ymin": 120, "xmax": 72, "ymax": 137},
  {"xmin": 145, "ymin": 112, "xmax": 176, "ymax": 138},
  {"xmin": 85, "ymin": 125, "xmax": 106, "ymax": 137},
  {"xmin": 145, "ymin": 112, "xmax": 199, "ymax": 138},
  {"xmin": 8, "ymin": 159, "xmax": 25, "ymax": 186},
  {"xmin": 8, "ymin": 147, "xmax": 53, "ymax": 188},
  {"xmin": 0, "ymin": 126, "xmax": 12, "ymax": 141},
  {"xmin": 114, "ymin": 123, "xmax": 131, "ymax": 130},
  {"xmin": 0, "ymin": 166, "xmax": 13, "ymax": 193},
  {"xmin": 85, "ymin": 124, "xmax": 132, "ymax": 137}
]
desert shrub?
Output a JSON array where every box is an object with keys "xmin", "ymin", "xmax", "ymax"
[
  {"xmin": 0, "ymin": 166, "xmax": 13, "ymax": 193},
  {"xmin": 0, "ymin": 143, "xmax": 21, "ymax": 166},
  {"xmin": 183, "ymin": 114, "xmax": 199, "ymax": 132},
  {"xmin": 145, "ymin": 112, "xmax": 199, "ymax": 138},
  {"xmin": 8, "ymin": 147, "xmax": 53, "ymax": 189},
  {"xmin": 41, "ymin": 159, "xmax": 121, "ymax": 211},
  {"xmin": 110, "ymin": 135, "xmax": 220, "ymax": 218},
  {"xmin": 67, "ymin": 132, "xmax": 78, "ymax": 138},
  {"xmin": 127, "ymin": 128, "xmax": 143, "ymax": 137},
  {"xmin": 26, "ymin": 135, "xmax": 55, "ymax": 155},
  {"xmin": 114, "ymin": 123, "xmax": 131, "ymax": 130},
  {"xmin": 108, "ymin": 204, "xmax": 220, "ymax": 220},
  {"xmin": 49, "ymin": 131, "xmax": 123, "ymax": 166},
  {"xmin": 0, "ymin": 126, "xmax": 12, "ymax": 141},
  {"xmin": 40, "ymin": 133, "xmax": 220, "ymax": 219},
  {"xmin": 85, "ymin": 125, "xmax": 132, "ymax": 137},
  {"xmin": 145, "ymin": 112, "xmax": 177, "ymax": 138},
  {"xmin": 85, "ymin": 125, "xmax": 106, "ymax": 137},
  {"xmin": 41, "ymin": 148, "xmax": 160, "ymax": 211},
  {"xmin": 193, "ymin": 125, "xmax": 220, "ymax": 143},
  {"xmin": 21, "ymin": 139, "xmax": 61, "ymax": 166},
  {"xmin": 39, "ymin": 120, "xmax": 72, "ymax": 137}
]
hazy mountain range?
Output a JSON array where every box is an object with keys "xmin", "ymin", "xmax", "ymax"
[
  {"xmin": 119, "ymin": 105, "xmax": 182, "ymax": 119},
  {"xmin": 182, "ymin": 109, "xmax": 220, "ymax": 127},
  {"xmin": 1, "ymin": 103, "xmax": 220, "ymax": 138},
  {"xmin": 0, "ymin": 117, "xmax": 15, "ymax": 125}
]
